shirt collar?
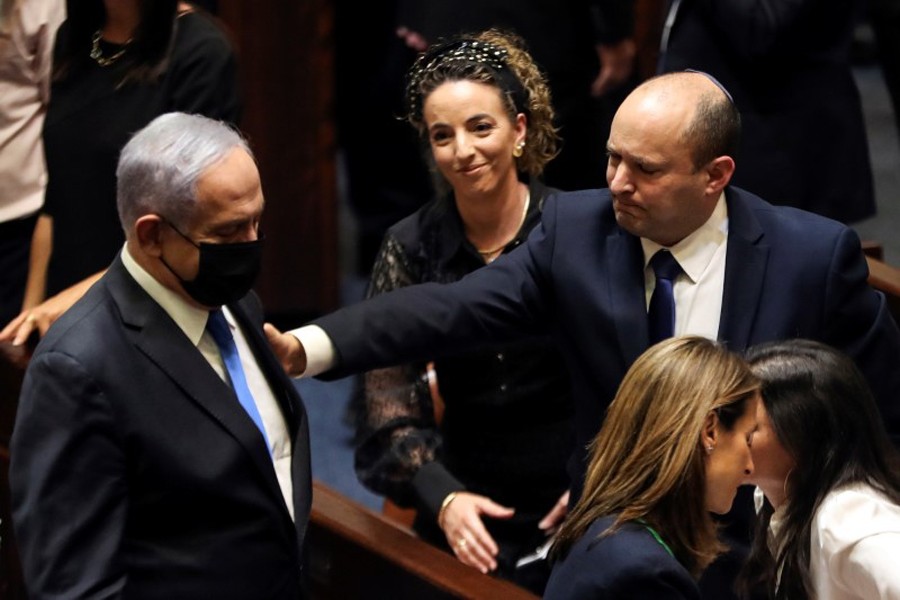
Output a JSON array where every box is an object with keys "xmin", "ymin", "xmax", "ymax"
[
  {"xmin": 121, "ymin": 244, "xmax": 211, "ymax": 347},
  {"xmin": 640, "ymin": 192, "xmax": 729, "ymax": 283},
  {"xmin": 432, "ymin": 180, "xmax": 547, "ymax": 267}
]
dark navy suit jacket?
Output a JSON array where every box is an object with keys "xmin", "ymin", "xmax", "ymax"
[
  {"xmin": 544, "ymin": 515, "xmax": 700, "ymax": 600},
  {"xmin": 660, "ymin": 0, "xmax": 874, "ymax": 224},
  {"xmin": 317, "ymin": 186, "xmax": 900, "ymax": 495},
  {"xmin": 11, "ymin": 256, "xmax": 311, "ymax": 599}
]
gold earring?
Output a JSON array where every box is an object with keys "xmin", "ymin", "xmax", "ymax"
[{"xmin": 513, "ymin": 142, "xmax": 524, "ymax": 158}]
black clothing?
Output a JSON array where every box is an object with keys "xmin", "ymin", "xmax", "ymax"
[
  {"xmin": 660, "ymin": 0, "xmax": 875, "ymax": 224},
  {"xmin": 42, "ymin": 11, "xmax": 240, "ymax": 295},
  {"xmin": 355, "ymin": 181, "xmax": 575, "ymax": 593}
]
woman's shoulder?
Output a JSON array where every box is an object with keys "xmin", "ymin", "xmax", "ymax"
[
  {"xmin": 171, "ymin": 10, "xmax": 234, "ymax": 55},
  {"xmin": 546, "ymin": 516, "xmax": 697, "ymax": 599},
  {"xmin": 814, "ymin": 482, "xmax": 900, "ymax": 548}
]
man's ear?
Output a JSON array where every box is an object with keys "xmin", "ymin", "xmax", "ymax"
[
  {"xmin": 705, "ymin": 155, "xmax": 735, "ymax": 196},
  {"xmin": 134, "ymin": 215, "xmax": 166, "ymax": 257}
]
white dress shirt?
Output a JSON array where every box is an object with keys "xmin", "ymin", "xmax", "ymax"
[
  {"xmin": 122, "ymin": 247, "xmax": 295, "ymax": 520},
  {"xmin": 641, "ymin": 193, "xmax": 729, "ymax": 342}
]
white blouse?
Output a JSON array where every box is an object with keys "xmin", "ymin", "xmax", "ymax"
[
  {"xmin": 759, "ymin": 483, "xmax": 900, "ymax": 599},
  {"xmin": 810, "ymin": 483, "xmax": 900, "ymax": 600}
]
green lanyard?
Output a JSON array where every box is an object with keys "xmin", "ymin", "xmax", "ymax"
[{"xmin": 636, "ymin": 519, "xmax": 675, "ymax": 558}]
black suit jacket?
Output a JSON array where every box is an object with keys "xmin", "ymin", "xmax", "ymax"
[
  {"xmin": 315, "ymin": 186, "xmax": 900, "ymax": 497},
  {"xmin": 11, "ymin": 256, "xmax": 311, "ymax": 599},
  {"xmin": 660, "ymin": 0, "xmax": 874, "ymax": 223}
]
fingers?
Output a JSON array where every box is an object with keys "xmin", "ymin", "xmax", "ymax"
[
  {"xmin": 441, "ymin": 493, "xmax": 514, "ymax": 573},
  {"xmin": 538, "ymin": 490, "xmax": 570, "ymax": 531},
  {"xmin": 591, "ymin": 39, "xmax": 636, "ymax": 97},
  {"xmin": 0, "ymin": 311, "xmax": 37, "ymax": 346},
  {"xmin": 451, "ymin": 527, "xmax": 498, "ymax": 574},
  {"xmin": 263, "ymin": 324, "xmax": 306, "ymax": 376}
]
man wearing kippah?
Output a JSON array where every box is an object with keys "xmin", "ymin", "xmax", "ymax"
[{"xmin": 269, "ymin": 71, "xmax": 900, "ymax": 599}]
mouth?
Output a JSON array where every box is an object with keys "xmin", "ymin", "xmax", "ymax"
[
  {"xmin": 613, "ymin": 197, "xmax": 642, "ymax": 214},
  {"xmin": 457, "ymin": 164, "xmax": 486, "ymax": 175}
]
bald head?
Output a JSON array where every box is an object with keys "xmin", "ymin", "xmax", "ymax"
[
  {"xmin": 606, "ymin": 71, "xmax": 739, "ymax": 246},
  {"xmin": 623, "ymin": 71, "xmax": 741, "ymax": 170}
]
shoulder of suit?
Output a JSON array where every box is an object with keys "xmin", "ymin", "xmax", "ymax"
[{"xmin": 730, "ymin": 186, "xmax": 848, "ymax": 239}]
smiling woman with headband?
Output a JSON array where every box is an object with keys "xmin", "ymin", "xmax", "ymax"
[{"xmin": 352, "ymin": 28, "xmax": 573, "ymax": 594}]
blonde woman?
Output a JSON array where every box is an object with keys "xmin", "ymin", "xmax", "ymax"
[{"xmin": 545, "ymin": 336, "xmax": 759, "ymax": 599}]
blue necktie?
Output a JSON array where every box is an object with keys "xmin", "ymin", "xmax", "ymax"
[
  {"xmin": 206, "ymin": 309, "xmax": 271, "ymax": 451},
  {"xmin": 648, "ymin": 250, "xmax": 682, "ymax": 345}
]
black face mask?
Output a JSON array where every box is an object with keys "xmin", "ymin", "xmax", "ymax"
[{"xmin": 160, "ymin": 220, "xmax": 264, "ymax": 307}]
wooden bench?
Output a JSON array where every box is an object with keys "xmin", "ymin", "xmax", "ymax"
[{"xmin": 309, "ymin": 481, "xmax": 538, "ymax": 599}]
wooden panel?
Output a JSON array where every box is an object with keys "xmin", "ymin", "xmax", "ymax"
[
  {"xmin": 309, "ymin": 481, "xmax": 539, "ymax": 600},
  {"xmin": 866, "ymin": 255, "xmax": 900, "ymax": 324},
  {"xmin": 217, "ymin": 0, "xmax": 339, "ymax": 323}
]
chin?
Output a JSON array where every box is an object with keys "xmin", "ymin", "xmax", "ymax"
[{"xmin": 709, "ymin": 497, "xmax": 735, "ymax": 515}]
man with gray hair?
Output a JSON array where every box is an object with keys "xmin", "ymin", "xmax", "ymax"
[{"xmin": 10, "ymin": 112, "xmax": 311, "ymax": 599}]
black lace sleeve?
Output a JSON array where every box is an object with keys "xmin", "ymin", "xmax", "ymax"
[{"xmin": 353, "ymin": 235, "xmax": 444, "ymax": 506}]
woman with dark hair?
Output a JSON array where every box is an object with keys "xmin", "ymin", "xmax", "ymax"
[
  {"xmin": 741, "ymin": 339, "xmax": 900, "ymax": 599},
  {"xmin": 1, "ymin": 0, "xmax": 239, "ymax": 344},
  {"xmin": 544, "ymin": 336, "xmax": 760, "ymax": 599},
  {"xmin": 353, "ymin": 29, "xmax": 574, "ymax": 594}
]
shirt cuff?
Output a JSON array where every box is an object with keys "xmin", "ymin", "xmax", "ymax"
[{"xmin": 290, "ymin": 324, "xmax": 336, "ymax": 377}]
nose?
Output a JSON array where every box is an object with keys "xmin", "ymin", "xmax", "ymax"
[
  {"xmin": 454, "ymin": 132, "xmax": 475, "ymax": 160},
  {"xmin": 607, "ymin": 161, "xmax": 633, "ymax": 194},
  {"xmin": 743, "ymin": 454, "xmax": 754, "ymax": 479}
]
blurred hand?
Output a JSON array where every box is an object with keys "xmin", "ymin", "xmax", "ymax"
[
  {"xmin": 591, "ymin": 38, "xmax": 637, "ymax": 97},
  {"xmin": 396, "ymin": 26, "xmax": 429, "ymax": 52},
  {"xmin": 0, "ymin": 340, "xmax": 32, "ymax": 370},
  {"xmin": 538, "ymin": 490, "xmax": 570, "ymax": 532},
  {"xmin": 439, "ymin": 491, "xmax": 515, "ymax": 574},
  {"xmin": 0, "ymin": 276, "xmax": 97, "ymax": 346},
  {"xmin": 263, "ymin": 323, "xmax": 307, "ymax": 376}
]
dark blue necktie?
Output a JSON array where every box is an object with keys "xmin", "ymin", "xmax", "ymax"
[
  {"xmin": 648, "ymin": 250, "xmax": 682, "ymax": 345},
  {"xmin": 207, "ymin": 309, "xmax": 271, "ymax": 451}
]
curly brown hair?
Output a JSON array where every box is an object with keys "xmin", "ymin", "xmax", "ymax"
[{"xmin": 404, "ymin": 28, "xmax": 559, "ymax": 179}]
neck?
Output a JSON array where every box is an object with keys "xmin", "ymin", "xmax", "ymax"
[
  {"xmin": 758, "ymin": 482, "xmax": 788, "ymax": 510},
  {"xmin": 102, "ymin": 0, "xmax": 141, "ymax": 42},
  {"xmin": 458, "ymin": 179, "xmax": 529, "ymax": 258}
]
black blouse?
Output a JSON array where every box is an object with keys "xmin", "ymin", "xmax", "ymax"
[
  {"xmin": 42, "ymin": 11, "xmax": 241, "ymax": 295},
  {"xmin": 354, "ymin": 181, "xmax": 575, "ymax": 529}
]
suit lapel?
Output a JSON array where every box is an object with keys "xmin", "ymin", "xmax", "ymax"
[
  {"xmin": 105, "ymin": 259, "xmax": 286, "ymax": 507},
  {"xmin": 718, "ymin": 189, "xmax": 769, "ymax": 349},
  {"xmin": 607, "ymin": 230, "xmax": 649, "ymax": 366},
  {"xmin": 230, "ymin": 298, "xmax": 312, "ymax": 545}
]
